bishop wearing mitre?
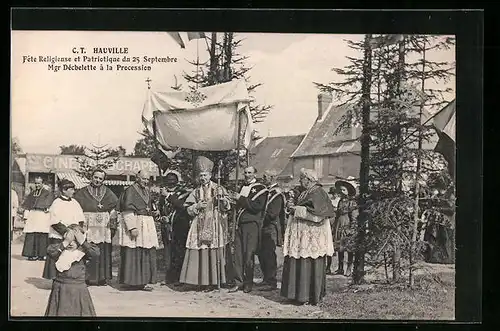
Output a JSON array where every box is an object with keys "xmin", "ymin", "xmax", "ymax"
[{"xmin": 179, "ymin": 156, "xmax": 232, "ymax": 291}]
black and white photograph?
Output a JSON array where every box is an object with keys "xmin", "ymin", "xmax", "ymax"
[{"xmin": 9, "ymin": 9, "xmax": 477, "ymax": 322}]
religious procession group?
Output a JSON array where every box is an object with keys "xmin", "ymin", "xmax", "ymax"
[{"xmin": 13, "ymin": 155, "xmax": 360, "ymax": 316}]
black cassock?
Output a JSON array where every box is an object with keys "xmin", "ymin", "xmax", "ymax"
[
  {"xmin": 158, "ymin": 187, "xmax": 191, "ymax": 283},
  {"xmin": 257, "ymin": 184, "xmax": 285, "ymax": 287}
]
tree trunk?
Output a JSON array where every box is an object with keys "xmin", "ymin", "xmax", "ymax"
[
  {"xmin": 353, "ymin": 34, "xmax": 373, "ymax": 285},
  {"xmin": 223, "ymin": 32, "xmax": 234, "ymax": 82},
  {"xmin": 208, "ymin": 32, "xmax": 218, "ymax": 85},
  {"xmin": 392, "ymin": 36, "xmax": 406, "ymax": 282},
  {"xmin": 409, "ymin": 40, "xmax": 427, "ymax": 287}
]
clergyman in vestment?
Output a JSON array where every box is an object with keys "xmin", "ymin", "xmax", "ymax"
[{"xmin": 74, "ymin": 169, "xmax": 119, "ymax": 286}]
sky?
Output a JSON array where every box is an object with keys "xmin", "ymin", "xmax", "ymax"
[{"xmin": 11, "ymin": 31, "xmax": 455, "ymax": 155}]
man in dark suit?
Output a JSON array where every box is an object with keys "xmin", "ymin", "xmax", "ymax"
[{"xmin": 228, "ymin": 166, "xmax": 268, "ymax": 293}]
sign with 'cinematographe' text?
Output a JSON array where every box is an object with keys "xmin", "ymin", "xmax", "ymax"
[{"xmin": 25, "ymin": 154, "xmax": 159, "ymax": 175}]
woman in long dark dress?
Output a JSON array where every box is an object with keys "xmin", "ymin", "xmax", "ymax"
[
  {"xmin": 281, "ymin": 168, "xmax": 336, "ymax": 305},
  {"xmin": 332, "ymin": 178, "xmax": 358, "ymax": 277},
  {"xmin": 423, "ymin": 182, "xmax": 456, "ymax": 264},
  {"xmin": 45, "ymin": 224, "xmax": 100, "ymax": 316}
]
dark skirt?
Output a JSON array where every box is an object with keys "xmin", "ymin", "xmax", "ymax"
[
  {"xmin": 179, "ymin": 247, "xmax": 226, "ymax": 286},
  {"xmin": 42, "ymin": 238, "xmax": 63, "ymax": 280},
  {"xmin": 45, "ymin": 279, "xmax": 96, "ymax": 317},
  {"xmin": 164, "ymin": 240, "xmax": 188, "ymax": 283},
  {"xmin": 424, "ymin": 225, "xmax": 456, "ymax": 264},
  {"xmin": 280, "ymin": 256, "xmax": 327, "ymax": 305},
  {"xmin": 86, "ymin": 242, "xmax": 113, "ymax": 284},
  {"xmin": 119, "ymin": 247, "xmax": 157, "ymax": 286},
  {"xmin": 22, "ymin": 232, "xmax": 49, "ymax": 258}
]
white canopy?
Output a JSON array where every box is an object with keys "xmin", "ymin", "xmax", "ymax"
[{"xmin": 142, "ymin": 79, "xmax": 253, "ymax": 151}]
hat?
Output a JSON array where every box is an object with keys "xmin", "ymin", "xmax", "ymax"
[
  {"xmin": 334, "ymin": 176, "xmax": 357, "ymax": 196},
  {"xmin": 195, "ymin": 156, "xmax": 214, "ymax": 173},
  {"xmin": 299, "ymin": 168, "xmax": 319, "ymax": 182}
]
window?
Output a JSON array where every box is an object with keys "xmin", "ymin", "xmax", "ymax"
[{"xmin": 313, "ymin": 157, "xmax": 324, "ymax": 178}]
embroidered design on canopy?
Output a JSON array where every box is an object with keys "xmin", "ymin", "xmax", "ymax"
[{"xmin": 184, "ymin": 89, "xmax": 207, "ymax": 108}]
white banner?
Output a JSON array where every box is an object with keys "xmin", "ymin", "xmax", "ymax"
[{"xmin": 142, "ymin": 79, "xmax": 253, "ymax": 151}]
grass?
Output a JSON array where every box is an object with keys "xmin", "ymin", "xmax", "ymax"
[{"xmin": 319, "ymin": 271, "xmax": 455, "ymax": 320}]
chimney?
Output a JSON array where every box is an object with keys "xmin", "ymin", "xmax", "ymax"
[{"xmin": 317, "ymin": 92, "xmax": 333, "ymax": 121}]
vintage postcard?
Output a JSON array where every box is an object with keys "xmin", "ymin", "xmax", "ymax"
[{"xmin": 10, "ymin": 17, "xmax": 461, "ymax": 320}]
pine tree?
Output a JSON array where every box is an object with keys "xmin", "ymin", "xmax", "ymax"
[
  {"xmin": 314, "ymin": 34, "xmax": 455, "ymax": 285},
  {"xmin": 74, "ymin": 144, "xmax": 120, "ymax": 181},
  {"xmin": 368, "ymin": 35, "xmax": 455, "ymax": 283},
  {"xmin": 314, "ymin": 35, "xmax": 379, "ymax": 284},
  {"xmin": 182, "ymin": 32, "xmax": 270, "ymax": 185}
]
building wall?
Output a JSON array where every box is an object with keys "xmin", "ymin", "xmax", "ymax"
[
  {"xmin": 291, "ymin": 158, "xmax": 314, "ymax": 177},
  {"xmin": 291, "ymin": 154, "xmax": 361, "ymax": 189},
  {"xmin": 326, "ymin": 153, "xmax": 361, "ymax": 179}
]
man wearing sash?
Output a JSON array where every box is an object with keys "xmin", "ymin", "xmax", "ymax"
[
  {"xmin": 256, "ymin": 170, "xmax": 286, "ymax": 292},
  {"xmin": 19, "ymin": 177, "xmax": 55, "ymax": 261},
  {"xmin": 228, "ymin": 166, "xmax": 268, "ymax": 293},
  {"xmin": 117, "ymin": 171, "xmax": 159, "ymax": 291},
  {"xmin": 158, "ymin": 171, "xmax": 192, "ymax": 286},
  {"xmin": 179, "ymin": 156, "xmax": 231, "ymax": 291},
  {"xmin": 73, "ymin": 169, "xmax": 119, "ymax": 286}
]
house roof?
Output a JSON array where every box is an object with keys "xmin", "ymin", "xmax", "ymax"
[
  {"xmin": 14, "ymin": 157, "xmax": 26, "ymax": 176},
  {"xmin": 291, "ymin": 101, "xmax": 441, "ymax": 158},
  {"xmin": 291, "ymin": 104, "xmax": 362, "ymax": 158},
  {"xmin": 229, "ymin": 134, "xmax": 305, "ymax": 180}
]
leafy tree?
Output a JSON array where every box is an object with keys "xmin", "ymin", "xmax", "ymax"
[
  {"xmin": 59, "ymin": 144, "xmax": 86, "ymax": 155},
  {"xmin": 132, "ymin": 129, "xmax": 157, "ymax": 158},
  {"xmin": 11, "ymin": 137, "xmax": 23, "ymax": 155},
  {"xmin": 132, "ymin": 129, "xmax": 196, "ymax": 184},
  {"xmin": 108, "ymin": 145, "xmax": 127, "ymax": 157}
]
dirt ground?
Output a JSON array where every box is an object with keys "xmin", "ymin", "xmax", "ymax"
[
  {"xmin": 9, "ymin": 242, "xmax": 341, "ymax": 318},
  {"xmin": 10, "ymin": 233, "xmax": 454, "ymax": 320}
]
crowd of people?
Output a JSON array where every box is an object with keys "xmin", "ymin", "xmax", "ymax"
[{"xmin": 12, "ymin": 155, "xmax": 364, "ymax": 316}]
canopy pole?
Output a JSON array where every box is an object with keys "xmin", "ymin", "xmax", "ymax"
[
  {"xmin": 196, "ymin": 39, "xmax": 200, "ymax": 89},
  {"xmin": 235, "ymin": 110, "xmax": 242, "ymax": 191},
  {"xmin": 231, "ymin": 110, "xmax": 242, "ymax": 254},
  {"xmin": 216, "ymin": 159, "xmax": 223, "ymax": 290},
  {"xmin": 191, "ymin": 150, "xmax": 197, "ymax": 186},
  {"xmin": 151, "ymin": 111, "xmax": 162, "ymax": 186}
]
